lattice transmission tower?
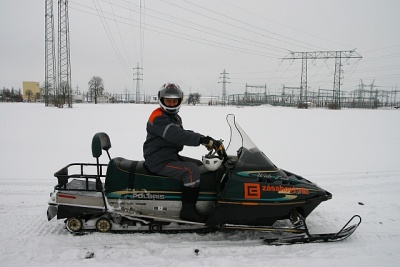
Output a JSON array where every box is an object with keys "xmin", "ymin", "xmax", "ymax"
[
  {"xmin": 133, "ymin": 63, "xmax": 143, "ymax": 103},
  {"xmin": 283, "ymin": 50, "xmax": 362, "ymax": 109},
  {"xmin": 219, "ymin": 69, "xmax": 230, "ymax": 105},
  {"xmin": 44, "ymin": 0, "xmax": 57, "ymax": 106},
  {"xmin": 58, "ymin": 0, "xmax": 72, "ymax": 108}
]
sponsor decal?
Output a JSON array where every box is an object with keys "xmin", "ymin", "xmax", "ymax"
[
  {"xmin": 256, "ymin": 173, "xmax": 288, "ymax": 181},
  {"xmin": 262, "ymin": 185, "xmax": 309, "ymax": 195},
  {"xmin": 129, "ymin": 193, "xmax": 166, "ymax": 200},
  {"xmin": 237, "ymin": 171, "xmax": 288, "ymax": 181},
  {"xmin": 244, "ymin": 183, "xmax": 310, "ymax": 199},
  {"xmin": 244, "ymin": 183, "xmax": 261, "ymax": 199}
]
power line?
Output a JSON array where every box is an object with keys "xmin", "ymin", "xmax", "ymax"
[
  {"xmin": 69, "ymin": 1, "xmax": 281, "ymax": 58},
  {"xmin": 91, "ymin": 0, "xmax": 131, "ymax": 76},
  {"xmin": 112, "ymin": 0, "xmax": 288, "ymax": 54},
  {"xmin": 107, "ymin": 0, "xmax": 133, "ymax": 68},
  {"xmin": 165, "ymin": 0, "xmax": 329, "ymax": 52},
  {"xmin": 361, "ymin": 44, "xmax": 400, "ymax": 53},
  {"xmin": 217, "ymin": 0, "xmax": 353, "ymax": 50},
  {"xmin": 70, "ymin": 0, "xmax": 287, "ymax": 57},
  {"xmin": 95, "ymin": 0, "xmax": 286, "ymax": 55},
  {"xmin": 138, "ymin": 1, "xmax": 287, "ymax": 54},
  {"xmin": 139, "ymin": 0, "xmax": 145, "ymax": 68}
]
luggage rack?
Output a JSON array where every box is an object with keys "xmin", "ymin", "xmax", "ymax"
[{"xmin": 54, "ymin": 163, "xmax": 107, "ymax": 192}]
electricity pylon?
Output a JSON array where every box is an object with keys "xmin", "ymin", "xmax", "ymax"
[
  {"xmin": 44, "ymin": 0, "xmax": 57, "ymax": 106},
  {"xmin": 219, "ymin": 69, "xmax": 230, "ymax": 105},
  {"xmin": 133, "ymin": 63, "xmax": 143, "ymax": 103},
  {"xmin": 283, "ymin": 50, "xmax": 362, "ymax": 109},
  {"xmin": 58, "ymin": 0, "xmax": 72, "ymax": 108}
]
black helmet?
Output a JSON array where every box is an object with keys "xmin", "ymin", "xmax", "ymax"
[{"xmin": 158, "ymin": 83, "xmax": 183, "ymax": 114}]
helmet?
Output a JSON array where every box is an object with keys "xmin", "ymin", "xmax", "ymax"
[
  {"xmin": 158, "ymin": 83, "xmax": 183, "ymax": 114},
  {"xmin": 202, "ymin": 155, "xmax": 223, "ymax": 171}
]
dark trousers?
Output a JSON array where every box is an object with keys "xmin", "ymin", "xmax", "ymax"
[{"xmin": 155, "ymin": 156, "xmax": 202, "ymax": 187}]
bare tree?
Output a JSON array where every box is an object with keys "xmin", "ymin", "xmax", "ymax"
[
  {"xmin": 57, "ymin": 81, "xmax": 73, "ymax": 107},
  {"xmin": 88, "ymin": 76, "xmax": 104, "ymax": 104},
  {"xmin": 26, "ymin": 90, "xmax": 33, "ymax": 102},
  {"xmin": 188, "ymin": 93, "xmax": 201, "ymax": 105}
]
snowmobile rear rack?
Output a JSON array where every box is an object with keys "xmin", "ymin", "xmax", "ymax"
[
  {"xmin": 54, "ymin": 163, "xmax": 107, "ymax": 191},
  {"xmin": 53, "ymin": 131, "xmax": 111, "ymax": 191}
]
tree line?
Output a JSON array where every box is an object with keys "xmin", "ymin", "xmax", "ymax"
[
  {"xmin": 2, "ymin": 78, "xmax": 203, "ymax": 106},
  {"xmin": 0, "ymin": 87, "xmax": 23, "ymax": 102}
]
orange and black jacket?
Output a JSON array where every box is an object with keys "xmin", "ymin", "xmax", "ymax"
[{"xmin": 143, "ymin": 107, "xmax": 201, "ymax": 172}]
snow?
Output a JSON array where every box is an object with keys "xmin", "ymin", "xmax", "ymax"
[{"xmin": 0, "ymin": 103, "xmax": 399, "ymax": 266}]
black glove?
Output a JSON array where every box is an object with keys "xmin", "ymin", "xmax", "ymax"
[{"xmin": 200, "ymin": 135, "xmax": 214, "ymax": 149}]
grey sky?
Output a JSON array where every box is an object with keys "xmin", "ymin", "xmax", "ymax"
[{"xmin": 1, "ymin": 0, "xmax": 399, "ymax": 97}]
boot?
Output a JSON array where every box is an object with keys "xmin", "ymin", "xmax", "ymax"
[{"xmin": 180, "ymin": 186, "xmax": 207, "ymax": 223}]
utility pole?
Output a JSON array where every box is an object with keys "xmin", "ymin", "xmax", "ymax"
[
  {"xmin": 282, "ymin": 50, "xmax": 362, "ymax": 109},
  {"xmin": 44, "ymin": 0, "xmax": 57, "ymax": 107},
  {"xmin": 133, "ymin": 62, "xmax": 143, "ymax": 103},
  {"xmin": 392, "ymin": 84, "xmax": 399, "ymax": 107},
  {"xmin": 58, "ymin": 0, "xmax": 72, "ymax": 108},
  {"xmin": 219, "ymin": 69, "xmax": 230, "ymax": 105},
  {"xmin": 124, "ymin": 88, "xmax": 130, "ymax": 102}
]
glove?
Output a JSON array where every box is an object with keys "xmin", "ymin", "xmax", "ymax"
[{"xmin": 200, "ymin": 135, "xmax": 214, "ymax": 150}]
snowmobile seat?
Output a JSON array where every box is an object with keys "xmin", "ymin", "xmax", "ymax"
[
  {"xmin": 105, "ymin": 157, "xmax": 221, "ymax": 195},
  {"xmin": 105, "ymin": 157, "xmax": 183, "ymax": 194}
]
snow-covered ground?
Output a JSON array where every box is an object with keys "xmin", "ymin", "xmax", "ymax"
[{"xmin": 1, "ymin": 103, "xmax": 399, "ymax": 266}]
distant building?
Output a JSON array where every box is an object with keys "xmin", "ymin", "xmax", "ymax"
[
  {"xmin": 72, "ymin": 94, "xmax": 84, "ymax": 103},
  {"xmin": 23, "ymin": 81, "xmax": 41, "ymax": 102},
  {"xmin": 148, "ymin": 95, "xmax": 218, "ymax": 105},
  {"xmin": 149, "ymin": 94, "xmax": 193, "ymax": 104},
  {"xmin": 96, "ymin": 95, "xmax": 112, "ymax": 103},
  {"xmin": 199, "ymin": 96, "xmax": 219, "ymax": 105},
  {"xmin": 149, "ymin": 95, "xmax": 158, "ymax": 104}
]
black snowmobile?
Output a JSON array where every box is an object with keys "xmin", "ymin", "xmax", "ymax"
[{"xmin": 47, "ymin": 114, "xmax": 361, "ymax": 244}]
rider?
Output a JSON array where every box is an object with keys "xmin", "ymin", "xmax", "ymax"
[{"xmin": 143, "ymin": 83, "xmax": 214, "ymax": 223}]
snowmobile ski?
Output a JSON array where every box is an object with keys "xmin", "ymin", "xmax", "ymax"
[{"xmin": 263, "ymin": 215, "xmax": 361, "ymax": 245}]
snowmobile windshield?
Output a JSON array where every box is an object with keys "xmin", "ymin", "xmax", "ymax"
[{"xmin": 225, "ymin": 114, "xmax": 278, "ymax": 172}]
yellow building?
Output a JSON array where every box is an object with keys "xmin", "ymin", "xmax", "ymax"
[{"xmin": 23, "ymin": 81, "xmax": 41, "ymax": 102}]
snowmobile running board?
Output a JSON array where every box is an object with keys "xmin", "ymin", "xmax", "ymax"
[{"xmin": 262, "ymin": 215, "xmax": 362, "ymax": 245}]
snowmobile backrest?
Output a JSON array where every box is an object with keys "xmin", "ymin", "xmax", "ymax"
[{"xmin": 91, "ymin": 132, "xmax": 111, "ymax": 159}]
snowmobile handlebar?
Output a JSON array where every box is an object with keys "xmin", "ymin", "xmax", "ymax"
[{"xmin": 208, "ymin": 138, "xmax": 228, "ymax": 160}]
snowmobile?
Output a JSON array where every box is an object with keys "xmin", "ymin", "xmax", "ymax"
[{"xmin": 47, "ymin": 114, "xmax": 361, "ymax": 244}]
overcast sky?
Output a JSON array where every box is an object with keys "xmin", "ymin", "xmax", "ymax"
[{"xmin": 1, "ymin": 0, "xmax": 399, "ymax": 97}]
